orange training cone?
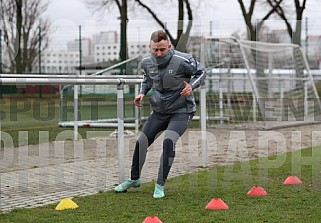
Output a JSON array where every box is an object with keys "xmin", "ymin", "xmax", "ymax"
[
  {"xmin": 283, "ymin": 175, "xmax": 302, "ymax": 185},
  {"xmin": 205, "ymin": 198, "xmax": 229, "ymax": 210},
  {"xmin": 247, "ymin": 186, "xmax": 268, "ymax": 196},
  {"xmin": 142, "ymin": 215, "xmax": 163, "ymax": 223}
]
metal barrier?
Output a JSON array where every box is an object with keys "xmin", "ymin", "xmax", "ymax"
[
  {"xmin": 0, "ymin": 74, "xmax": 141, "ymax": 183},
  {"xmin": 0, "ymin": 74, "xmax": 208, "ymax": 183}
]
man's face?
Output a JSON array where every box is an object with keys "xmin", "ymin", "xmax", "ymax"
[{"xmin": 149, "ymin": 39, "xmax": 171, "ymax": 57}]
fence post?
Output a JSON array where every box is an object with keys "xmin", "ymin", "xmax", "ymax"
[
  {"xmin": 219, "ymin": 88, "xmax": 223, "ymax": 124},
  {"xmin": 117, "ymin": 83, "xmax": 125, "ymax": 183},
  {"xmin": 304, "ymin": 82, "xmax": 308, "ymax": 119},
  {"xmin": 253, "ymin": 93, "xmax": 256, "ymax": 123},
  {"xmin": 200, "ymin": 85, "xmax": 207, "ymax": 167},
  {"xmin": 74, "ymin": 84, "xmax": 79, "ymax": 140},
  {"xmin": 280, "ymin": 88, "xmax": 284, "ymax": 121},
  {"xmin": 0, "ymin": 29, "xmax": 2, "ymax": 98},
  {"xmin": 59, "ymin": 86, "xmax": 63, "ymax": 124},
  {"xmin": 134, "ymin": 84, "xmax": 139, "ymax": 134},
  {"xmin": 0, "ymin": 29, "xmax": 2, "ymax": 74}
]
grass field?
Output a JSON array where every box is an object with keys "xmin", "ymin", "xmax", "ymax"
[
  {"xmin": 1, "ymin": 95, "xmax": 320, "ymax": 222},
  {"xmin": 0, "ymin": 95, "xmax": 137, "ymax": 129},
  {"xmin": 0, "ymin": 147, "xmax": 320, "ymax": 222},
  {"xmin": 0, "ymin": 95, "xmax": 143, "ymax": 147},
  {"xmin": 0, "ymin": 95, "xmax": 202, "ymax": 147}
]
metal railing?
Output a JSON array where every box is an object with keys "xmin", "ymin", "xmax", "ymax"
[{"xmin": 0, "ymin": 74, "xmax": 208, "ymax": 183}]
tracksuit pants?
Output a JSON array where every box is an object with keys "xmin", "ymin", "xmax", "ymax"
[{"xmin": 130, "ymin": 112, "xmax": 194, "ymax": 186}]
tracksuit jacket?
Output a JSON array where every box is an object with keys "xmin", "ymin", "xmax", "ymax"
[{"xmin": 139, "ymin": 48, "xmax": 206, "ymax": 114}]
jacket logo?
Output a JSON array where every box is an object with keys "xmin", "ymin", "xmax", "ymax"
[{"xmin": 168, "ymin": 70, "xmax": 173, "ymax": 74}]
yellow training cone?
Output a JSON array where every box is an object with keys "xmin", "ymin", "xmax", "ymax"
[{"xmin": 55, "ymin": 198, "xmax": 79, "ymax": 211}]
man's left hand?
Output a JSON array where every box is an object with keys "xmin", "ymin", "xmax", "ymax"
[{"xmin": 180, "ymin": 81, "xmax": 192, "ymax": 96}]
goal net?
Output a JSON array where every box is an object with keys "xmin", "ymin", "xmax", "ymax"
[{"xmin": 204, "ymin": 37, "xmax": 321, "ymax": 129}]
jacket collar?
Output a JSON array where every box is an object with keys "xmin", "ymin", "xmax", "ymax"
[{"xmin": 150, "ymin": 49, "xmax": 174, "ymax": 68}]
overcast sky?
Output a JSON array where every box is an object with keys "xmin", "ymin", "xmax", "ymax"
[{"xmin": 44, "ymin": 0, "xmax": 321, "ymax": 48}]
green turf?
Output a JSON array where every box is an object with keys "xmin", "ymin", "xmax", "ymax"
[
  {"xmin": 0, "ymin": 95, "xmax": 138, "ymax": 129},
  {"xmin": 1, "ymin": 147, "xmax": 321, "ymax": 222},
  {"xmin": 0, "ymin": 95, "xmax": 141, "ymax": 147}
]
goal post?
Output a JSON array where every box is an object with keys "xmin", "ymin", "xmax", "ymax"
[{"xmin": 204, "ymin": 37, "xmax": 321, "ymax": 129}]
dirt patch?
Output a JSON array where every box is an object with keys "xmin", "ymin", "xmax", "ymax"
[{"xmin": 1, "ymin": 123, "xmax": 321, "ymax": 173}]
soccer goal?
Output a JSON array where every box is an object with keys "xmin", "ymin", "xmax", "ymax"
[{"xmin": 204, "ymin": 37, "xmax": 321, "ymax": 129}]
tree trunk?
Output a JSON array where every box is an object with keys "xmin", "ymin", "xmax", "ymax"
[
  {"xmin": 15, "ymin": 0, "xmax": 23, "ymax": 73},
  {"xmin": 175, "ymin": 0, "xmax": 193, "ymax": 51},
  {"xmin": 119, "ymin": 0, "xmax": 128, "ymax": 74},
  {"xmin": 135, "ymin": 0, "xmax": 193, "ymax": 50}
]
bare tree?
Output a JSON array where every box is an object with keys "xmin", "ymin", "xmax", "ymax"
[
  {"xmin": 267, "ymin": 0, "xmax": 307, "ymax": 46},
  {"xmin": 266, "ymin": 0, "xmax": 307, "ymax": 89},
  {"xmin": 236, "ymin": 0, "xmax": 284, "ymax": 120},
  {"xmin": 85, "ymin": 0, "xmax": 128, "ymax": 66},
  {"xmin": 237, "ymin": 0, "xmax": 283, "ymax": 41},
  {"xmin": 0, "ymin": 0, "xmax": 51, "ymax": 73},
  {"xmin": 135, "ymin": 0, "xmax": 193, "ymax": 51},
  {"xmin": 85, "ymin": 0, "xmax": 194, "ymax": 60}
]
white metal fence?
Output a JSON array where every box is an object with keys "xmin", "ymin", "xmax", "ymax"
[
  {"xmin": 0, "ymin": 74, "xmax": 208, "ymax": 183},
  {"xmin": 2, "ymin": 70, "xmax": 321, "ymax": 180}
]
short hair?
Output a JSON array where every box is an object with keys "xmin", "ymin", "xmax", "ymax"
[{"xmin": 150, "ymin": 30, "xmax": 168, "ymax": 43}]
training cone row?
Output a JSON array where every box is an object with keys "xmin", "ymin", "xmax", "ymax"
[
  {"xmin": 55, "ymin": 198, "xmax": 78, "ymax": 211},
  {"xmin": 247, "ymin": 185, "xmax": 268, "ymax": 196},
  {"xmin": 205, "ymin": 176, "xmax": 303, "ymax": 211},
  {"xmin": 283, "ymin": 175, "xmax": 302, "ymax": 185},
  {"xmin": 205, "ymin": 198, "xmax": 229, "ymax": 210},
  {"xmin": 142, "ymin": 215, "xmax": 163, "ymax": 223}
]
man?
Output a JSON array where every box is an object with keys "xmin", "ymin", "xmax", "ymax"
[{"xmin": 114, "ymin": 30, "xmax": 206, "ymax": 198}]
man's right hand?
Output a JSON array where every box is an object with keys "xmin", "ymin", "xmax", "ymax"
[{"xmin": 133, "ymin": 94, "xmax": 145, "ymax": 107}]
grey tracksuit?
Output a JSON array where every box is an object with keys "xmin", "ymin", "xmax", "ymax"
[
  {"xmin": 131, "ymin": 49, "xmax": 206, "ymax": 186},
  {"xmin": 139, "ymin": 49, "xmax": 206, "ymax": 114}
]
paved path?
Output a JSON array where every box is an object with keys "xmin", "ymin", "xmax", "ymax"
[
  {"xmin": 1, "ymin": 125, "xmax": 319, "ymax": 212},
  {"xmin": 0, "ymin": 132, "xmax": 208, "ymax": 212}
]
